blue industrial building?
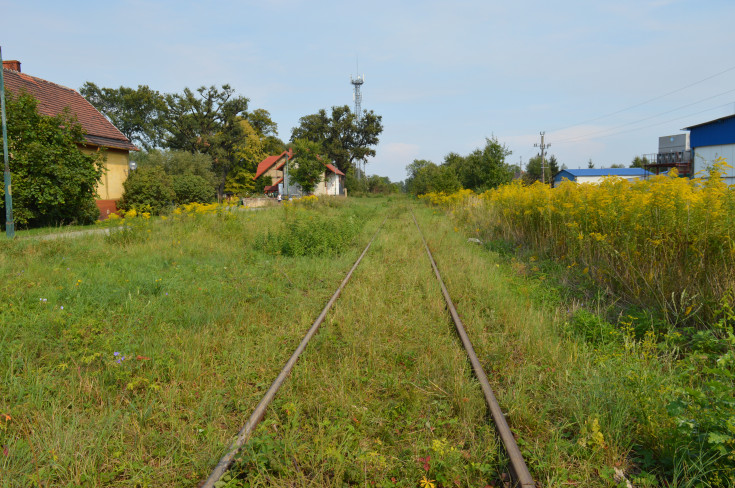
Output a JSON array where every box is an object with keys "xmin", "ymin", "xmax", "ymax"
[
  {"xmin": 554, "ymin": 168, "xmax": 651, "ymax": 186},
  {"xmin": 683, "ymin": 114, "xmax": 735, "ymax": 184}
]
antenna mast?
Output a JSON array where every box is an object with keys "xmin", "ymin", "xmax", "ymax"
[
  {"xmin": 350, "ymin": 73, "xmax": 364, "ymax": 121},
  {"xmin": 350, "ymin": 60, "xmax": 366, "ymax": 179}
]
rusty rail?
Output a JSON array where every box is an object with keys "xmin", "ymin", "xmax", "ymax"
[
  {"xmin": 201, "ymin": 216, "xmax": 386, "ymax": 488},
  {"xmin": 411, "ymin": 210, "xmax": 535, "ymax": 488}
]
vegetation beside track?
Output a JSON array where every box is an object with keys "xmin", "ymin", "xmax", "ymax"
[
  {"xmin": 5, "ymin": 192, "xmax": 731, "ymax": 487},
  {"xmin": 0, "ymin": 198, "xmax": 380, "ymax": 486},
  {"xmin": 422, "ymin": 173, "xmax": 735, "ymax": 487}
]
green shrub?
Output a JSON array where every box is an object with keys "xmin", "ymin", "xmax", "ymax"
[
  {"xmin": 172, "ymin": 174, "xmax": 215, "ymax": 204},
  {"xmin": 118, "ymin": 166, "xmax": 175, "ymax": 215},
  {"xmin": 260, "ymin": 209, "xmax": 360, "ymax": 257},
  {"xmin": 0, "ymin": 92, "xmax": 104, "ymax": 228}
]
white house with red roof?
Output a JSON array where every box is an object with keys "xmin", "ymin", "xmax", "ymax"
[{"xmin": 254, "ymin": 148, "xmax": 345, "ymax": 197}]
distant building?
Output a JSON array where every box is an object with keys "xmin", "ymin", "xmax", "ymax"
[
  {"xmin": 253, "ymin": 149, "xmax": 346, "ymax": 197},
  {"xmin": 554, "ymin": 168, "xmax": 651, "ymax": 186},
  {"xmin": 683, "ymin": 114, "xmax": 735, "ymax": 185},
  {"xmin": 2, "ymin": 60, "xmax": 138, "ymax": 218},
  {"xmin": 645, "ymin": 133, "xmax": 692, "ymax": 177}
]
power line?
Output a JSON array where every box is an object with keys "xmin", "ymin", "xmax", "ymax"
[
  {"xmin": 553, "ymin": 87, "xmax": 735, "ymax": 144},
  {"xmin": 553, "ymin": 102, "xmax": 733, "ymax": 145},
  {"xmin": 549, "ymin": 64, "xmax": 735, "ymax": 134}
]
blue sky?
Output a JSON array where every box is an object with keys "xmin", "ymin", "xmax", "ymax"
[{"xmin": 3, "ymin": 0, "xmax": 735, "ymax": 182}]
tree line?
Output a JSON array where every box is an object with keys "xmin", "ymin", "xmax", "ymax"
[
  {"xmin": 1, "ymin": 80, "xmax": 386, "ymax": 228},
  {"xmin": 405, "ymin": 137, "xmax": 520, "ymax": 195},
  {"xmin": 81, "ymin": 83, "xmax": 384, "ymax": 207}
]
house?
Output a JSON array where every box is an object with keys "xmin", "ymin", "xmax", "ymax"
[
  {"xmin": 683, "ymin": 114, "xmax": 735, "ymax": 185},
  {"xmin": 554, "ymin": 168, "xmax": 652, "ymax": 186},
  {"xmin": 2, "ymin": 60, "xmax": 138, "ymax": 218},
  {"xmin": 253, "ymin": 149, "xmax": 346, "ymax": 197},
  {"xmin": 254, "ymin": 148, "xmax": 293, "ymax": 195}
]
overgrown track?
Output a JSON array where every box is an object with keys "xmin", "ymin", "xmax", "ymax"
[{"xmin": 202, "ymin": 206, "xmax": 534, "ymax": 487}]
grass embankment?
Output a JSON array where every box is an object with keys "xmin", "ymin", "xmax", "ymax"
[
  {"xmin": 0, "ymin": 199, "xmax": 381, "ymax": 486},
  {"xmin": 422, "ymin": 171, "xmax": 735, "ymax": 487},
  {"xmin": 5, "ymin": 192, "xmax": 728, "ymax": 487}
]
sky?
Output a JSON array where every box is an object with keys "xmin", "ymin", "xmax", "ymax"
[{"xmin": 3, "ymin": 0, "xmax": 735, "ymax": 182}]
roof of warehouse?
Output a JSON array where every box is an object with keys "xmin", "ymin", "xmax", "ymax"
[
  {"xmin": 683, "ymin": 114, "xmax": 735, "ymax": 131},
  {"xmin": 556, "ymin": 168, "xmax": 652, "ymax": 177}
]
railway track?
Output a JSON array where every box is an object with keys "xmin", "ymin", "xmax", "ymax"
[{"xmin": 201, "ymin": 206, "xmax": 534, "ymax": 488}]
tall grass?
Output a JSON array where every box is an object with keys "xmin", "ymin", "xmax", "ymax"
[
  {"xmin": 424, "ymin": 161, "xmax": 735, "ymax": 324},
  {"xmin": 420, "ymin": 167, "xmax": 735, "ymax": 486}
]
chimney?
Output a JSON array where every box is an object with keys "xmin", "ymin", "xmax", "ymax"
[{"xmin": 3, "ymin": 60, "xmax": 21, "ymax": 72}]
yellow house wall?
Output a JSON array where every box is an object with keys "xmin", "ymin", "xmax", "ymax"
[{"xmin": 80, "ymin": 146, "xmax": 130, "ymax": 200}]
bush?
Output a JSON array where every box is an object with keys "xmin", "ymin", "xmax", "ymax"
[
  {"xmin": 118, "ymin": 166, "xmax": 175, "ymax": 215},
  {"xmin": 172, "ymin": 174, "xmax": 215, "ymax": 204},
  {"xmin": 0, "ymin": 92, "xmax": 104, "ymax": 228},
  {"xmin": 259, "ymin": 208, "xmax": 360, "ymax": 257}
]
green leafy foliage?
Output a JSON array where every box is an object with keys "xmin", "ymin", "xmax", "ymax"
[
  {"xmin": 290, "ymin": 105, "xmax": 383, "ymax": 174},
  {"xmin": 0, "ymin": 92, "xmax": 103, "ymax": 228},
  {"xmin": 444, "ymin": 137, "xmax": 514, "ymax": 191},
  {"xmin": 259, "ymin": 208, "xmax": 360, "ymax": 257},
  {"xmin": 524, "ymin": 153, "xmax": 561, "ymax": 184},
  {"xmin": 172, "ymin": 174, "xmax": 214, "ymax": 205},
  {"xmin": 290, "ymin": 139, "xmax": 329, "ymax": 194},
  {"xmin": 79, "ymin": 82, "xmax": 167, "ymax": 150},
  {"xmin": 405, "ymin": 159, "xmax": 461, "ymax": 195},
  {"xmin": 164, "ymin": 85, "xmax": 249, "ymax": 199},
  {"xmin": 118, "ymin": 166, "xmax": 175, "ymax": 215},
  {"xmin": 136, "ymin": 149, "xmax": 216, "ymax": 185}
]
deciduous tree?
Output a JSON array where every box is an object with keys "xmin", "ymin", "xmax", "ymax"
[
  {"xmin": 80, "ymin": 82, "xmax": 167, "ymax": 150},
  {"xmin": 0, "ymin": 92, "xmax": 103, "ymax": 228},
  {"xmin": 446, "ymin": 137, "xmax": 513, "ymax": 191},
  {"xmin": 165, "ymin": 85, "xmax": 249, "ymax": 199},
  {"xmin": 290, "ymin": 139, "xmax": 328, "ymax": 194},
  {"xmin": 630, "ymin": 155, "xmax": 650, "ymax": 168},
  {"xmin": 290, "ymin": 105, "xmax": 383, "ymax": 174}
]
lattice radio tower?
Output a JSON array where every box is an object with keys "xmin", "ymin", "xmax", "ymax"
[
  {"xmin": 351, "ymin": 69, "xmax": 365, "ymax": 178},
  {"xmin": 351, "ymin": 73, "xmax": 364, "ymax": 121}
]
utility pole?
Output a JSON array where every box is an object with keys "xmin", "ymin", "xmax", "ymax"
[
  {"xmin": 534, "ymin": 132, "xmax": 551, "ymax": 185},
  {"xmin": 0, "ymin": 46, "xmax": 15, "ymax": 238}
]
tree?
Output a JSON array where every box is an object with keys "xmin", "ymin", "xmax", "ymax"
[
  {"xmin": 405, "ymin": 159, "xmax": 461, "ymax": 195},
  {"xmin": 0, "ymin": 92, "xmax": 104, "ymax": 228},
  {"xmin": 136, "ymin": 149, "xmax": 216, "ymax": 187},
  {"xmin": 610, "ymin": 163, "xmax": 626, "ymax": 168},
  {"xmin": 80, "ymin": 82, "xmax": 167, "ymax": 150},
  {"xmin": 164, "ymin": 85, "xmax": 249, "ymax": 200},
  {"xmin": 367, "ymin": 175, "xmax": 398, "ymax": 194},
  {"xmin": 118, "ymin": 166, "xmax": 175, "ymax": 215},
  {"xmin": 290, "ymin": 139, "xmax": 328, "ymax": 194},
  {"xmin": 172, "ymin": 174, "xmax": 215, "ymax": 204},
  {"xmin": 524, "ymin": 153, "xmax": 560, "ymax": 184},
  {"xmin": 290, "ymin": 105, "xmax": 383, "ymax": 174},
  {"xmin": 446, "ymin": 137, "xmax": 513, "ymax": 191},
  {"xmin": 587, "ymin": 159, "xmax": 595, "ymax": 169},
  {"xmin": 630, "ymin": 155, "xmax": 650, "ymax": 168}
]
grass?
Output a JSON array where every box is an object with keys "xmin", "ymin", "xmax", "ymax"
[
  {"xmin": 3, "ymin": 194, "xmax": 728, "ymax": 487},
  {"xmin": 421, "ymin": 193, "xmax": 735, "ymax": 487}
]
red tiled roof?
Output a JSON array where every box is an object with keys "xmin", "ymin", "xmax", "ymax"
[
  {"xmin": 254, "ymin": 148, "xmax": 293, "ymax": 179},
  {"xmin": 325, "ymin": 163, "xmax": 345, "ymax": 176},
  {"xmin": 2, "ymin": 66, "xmax": 138, "ymax": 151}
]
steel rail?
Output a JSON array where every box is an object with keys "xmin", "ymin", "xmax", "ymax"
[
  {"xmin": 201, "ymin": 216, "xmax": 387, "ymax": 488},
  {"xmin": 411, "ymin": 210, "xmax": 535, "ymax": 488}
]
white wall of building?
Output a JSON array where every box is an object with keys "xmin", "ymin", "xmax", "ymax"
[
  {"xmin": 575, "ymin": 175, "xmax": 647, "ymax": 184},
  {"xmin": 692, "ymin": 144, "xmax": 735, "ymax": 185}
]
